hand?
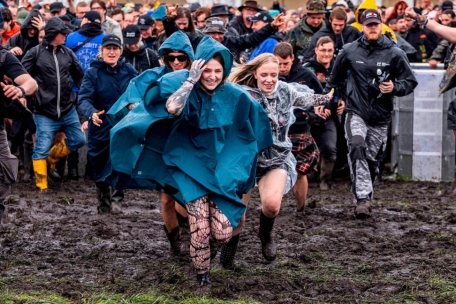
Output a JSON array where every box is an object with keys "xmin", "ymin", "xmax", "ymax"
[
  {"xmin": 314, "ymin": 106, "xmax": 329, "ymax": 119},
  {"xmin": 1, "ymin": 82, "xmax": 23, "ymax": 100},
  {"xmin": 379, "ymin": 80, "xmax": 394, "ymax": 94},
  {"xmin": 127, "ymin": 102, "xmax": 139, "ymax": 110},
  {"xmin": 188, "ymin": 59, "xmax": 206, "ymax": 83},
  {"xmin": 337, "ymin": 100, "xmax": 345, "ymax": 115},
  {"xmin": 81, "ymin": 121, "xmax": 88, "ymax": 131},
  {"xmin": 166, "ymin": 4, "xmax": 178, "ymax": 18},
  {"xmin": 405, "ymin": 7, "xmax": 417, "ymax": 20},
  {"xmin": 31, "ymin": 15, "xmax": 45, "ymax": 30},
  {"xmin": 271, "ymin": 13, "xmax": 286, "ymax": 28},
  {"xmin": 429, "ymin": 59, "xmax": 439, "ymax": 69},
  {"xmin": 91, "ymin": 110, "xmax": 105, "ymax": 127},
  {"xmin": 10, "ymin": 47, "xmax": 23, "ymax": 56}
]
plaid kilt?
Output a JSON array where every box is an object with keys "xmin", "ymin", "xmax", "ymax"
[{"xmin": 288, "ymin": 132, "xmax": 320, "ymax": 175}]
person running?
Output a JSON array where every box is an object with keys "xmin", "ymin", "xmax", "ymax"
[{"xmin": 222, "ymin": 53, "xmax": 332, "ymax": 266}]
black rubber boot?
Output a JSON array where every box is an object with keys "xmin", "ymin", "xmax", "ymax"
[
  {"xmin": 97, "ymin": 186, "xmax": 111, "ymax": 214},
  {"xmin": 220, "ymin": 234, "xmax": 240, "ymax": 269},
  {"xmin": 111, "ymin": 189, "xmax": 124, "ymax": 212},
  {"xmin": 66, "ymin": 150, "xmax": 79, "ymax": 181},
  {"xmin": 196, "ymin": 271, "xmax": 211, "ymax": 286},
  {"xmin": 163, "ymin": 225, "xmax": 181, "ymax": 256},
  {"xmin": 258, "ymin": 211, "xmax": 277, "ymax": 261},
  {"xmin": 22, "ymin": 145, "xmax": 33, "ymax": 183},
  {"xmin": 54, "ymin": 157, "xmax": 66, "ymax": 182},
  {"xmin": 0, "ymin": 203, "xmax": 5, "ymax": 224},
  {"xmin": 210, "ymin": 238, "xmax": 218, "ymax": 260},
  {"xmin": 176, "ymin": 211, "xmax": 189, "ymax": 229}
]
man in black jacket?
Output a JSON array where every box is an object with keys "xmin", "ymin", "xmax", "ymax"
[
  {"xmin": 274, "ymin": 42, "xmax": 322, "ymax": 212},
  {"xmin": 326, "ymin": 9, "xmax": 417, "ymax": 218},
  {"xmin": 22, "ymin": 17, "xmax": 85, "ymax": 191},
  {"xmin": 228, "ymin": 0, "xmax": 261, "ymax": 36},
  {"xmin": 122, "ymin": 24, "xmax": 160, "ymax": 73},
  {"xmin": 163, "ymin": 7, "xmax": 285, "ymax": 63},
  {"xmin": 303, "ymin": 6, "xmax": 359, "ymax": 61}
]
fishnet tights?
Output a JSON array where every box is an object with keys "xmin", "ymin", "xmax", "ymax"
[{"xmin": 186, "ymin": 195, "xmax": 233, "ymax": 273}]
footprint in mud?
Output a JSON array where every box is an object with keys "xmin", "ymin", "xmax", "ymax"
[{"xmin": 94, "ymin": 224, "xmax": 119, "ymax": 239}]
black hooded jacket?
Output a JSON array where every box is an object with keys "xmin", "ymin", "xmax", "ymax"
[
  {"xmin": 303, "ymin": 20, "xmax": 360, "ymax": 61},
  {"xmin": 228, "ymin": 15, "xmax": 252, "ymax": 36},
  {"xmin": 163, "ymin": 16, "xmax": 278, "ymax": 63},
  {"xmin": 122, "ymin": 44, "xmax": 160, "ymax": 73},
  {"xmin": 404, "ymin": 26, "xmax": 439, "ymax": 63},
  {"xmin": 325, "ymin": 35, "xmax": 418, "ymax": 126},
  {"xmin": 5, "ymin": 9, "xmax": 41, "ymax": 61},
  {"xmin": 21, "ymin": 18, "xmax": 84, "ymax": 120}
]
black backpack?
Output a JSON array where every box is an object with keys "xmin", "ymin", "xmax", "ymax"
[{"xmin": 0, "ymin": 49, "xmax": 32, "ymax": 120}]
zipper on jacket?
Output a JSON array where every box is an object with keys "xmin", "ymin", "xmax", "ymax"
[{"xmin": 53, "ymin": 49, "xmax": 61, "ymax": 119}]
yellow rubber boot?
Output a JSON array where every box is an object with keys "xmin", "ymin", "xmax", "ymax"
[
  {"xmin": 47, "ymin": 140, "xmax": 72, "ymax": 170},
  {"xmin": 33, "ymin": 159, "xmax": 48, "ymax": 190}
]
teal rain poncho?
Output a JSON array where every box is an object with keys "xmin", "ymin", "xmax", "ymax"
[{"xmin": 110, "ymin": 36, "xmax": 273, "ymax": 228}]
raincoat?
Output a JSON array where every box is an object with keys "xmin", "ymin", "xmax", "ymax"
[{"xmin": 110, "ymin": 36, "xmax": 273, "ymax": 228}]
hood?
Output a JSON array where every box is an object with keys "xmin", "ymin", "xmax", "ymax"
[
  {"xmin": 43, "ymin": 17, "xmax": 72, "ymax": 45},
  {"xmin": 158, "ymin": 31, "xmax": 194, "ymax": 61},
  {"xmin": 194, "ymin": 35, "xmax": 233, "ymax": 77},
  {"xmin": 20, "ymin": 9, "xmax": 41, "ymax": 36}
]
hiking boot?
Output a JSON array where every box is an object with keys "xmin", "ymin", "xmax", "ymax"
[
  {"xmin": 196, "ymin": 271, "xmax": 211, "ymax": 287},
  {"xmin": 259, "ymin": 211, "xmax": 277, "ymax": 261},
  {"xmin": 163, "ymin": 225, "xmax": 181, "ymax": 256},
  {"xmin": 220, "ymin": 234, "xmax": 240, "ymax": 269},
  {"xmin": 354, "ymin": 201, "xmax": 372, "ymax": 219},
  {"xmin": 319, "ymin": 159, "xmax": 335, "ymax": 191}
]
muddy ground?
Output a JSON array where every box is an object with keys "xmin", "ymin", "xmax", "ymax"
[{"xmin": 1, "ymin": 173, "xmax": 456, "ymax": 303}]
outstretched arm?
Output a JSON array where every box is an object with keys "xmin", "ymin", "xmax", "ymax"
[
  {"xmin": 166, "ymin": 59, "xmax": 205, "ymax": 116},
  {"xmin": 405, "ymin": 7, "xmax": 456, "ymax": 44}
]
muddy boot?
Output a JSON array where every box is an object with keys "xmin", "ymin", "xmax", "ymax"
[
  {"xmin": 54, "ymin": 157, "xmax": 66, "ymax": 182},
  {"xmin": 111, "ymin": 189, "xmax": 124, "ymax": 213},
  {"xmin": 258, "ymin": 211, "xmax": 277, "ymax": 261},
  {"xmin": 220, "ymin": 234, "xmax": 240, "ymax": 269},
  {"xmin": 33, "ymin": 159, "xmax": 48, "ymax": 191},
  {"xmin": 66, "ymin": 150, "xmax": 79, "ymax": 181},
  {"xmin": 319, "ymin": 159, "xmax": 335, "ymax": 191},
  {"xmin": 196, "ymin": 271, "xmax": 211, "ymax": 287},
  {"xmin": 0, "ymin": 203, "xmax": 4, "ymax": 224},
  {"xmin": 22, "ymin": 145, "xmax": 33, "ymax": 183},
  {"xmin": 354, "ymin": 201, "xmax": 372, "ymax": 219},
  {"xmin": 163, "ymin": 225, "xmax": 181, "ymax": 256},
  {"xmin": 97, "ymin": 186, "xmax": 112, "ymax": 214},
  {"xmin": 47, "ymin": 140, "xmax": 72, "ymax": 182}
]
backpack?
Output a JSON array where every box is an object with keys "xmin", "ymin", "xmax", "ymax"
[{"xmin": 0, "ymin": 49, "xmax": 32, "ymax": 119}]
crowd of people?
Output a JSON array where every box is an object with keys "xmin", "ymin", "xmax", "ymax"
[{"xmin": 2, "ymin": 0, "xmax": 455, "ymax": 287}]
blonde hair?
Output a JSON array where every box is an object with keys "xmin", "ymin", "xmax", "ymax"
[{"xmin": 228, "ymin": 53, "xmax": 279, "ymax": 88}]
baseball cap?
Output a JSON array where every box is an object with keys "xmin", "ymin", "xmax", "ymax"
[
  {"xmin": 441, "ymin": 0, "xmax": 453, "ymax": 11},
  {"xmin": 123, "ymin": 24, "xmax": 141, "ymax": 44},
  {"xmin": 247, "ymin": 11, "xmax": 273, "ymax": 23},
  {"xmin": 102, "ymin": 34, "xmax": 122, "ymax": 47},
  {"xmin": 307, "ymin": 0, "xmax": 326, "ymax": 14},
  {"xmin": 50, "ymin": 2, "xmax": 64, "ymax": 13},
  {"xmin": 83, "ymin": 11, "xmax": 101, "ymax": 23},
  {"xmin": 202, "ymin": 17, "xmax": 227, "ymax": 34},
  {"xmin": 137, "ymin": 14, "xmax": 154, "ymax": 30},
  {"xmin": 361, "ymin": 9, "xmax": 382, "ymax": 25}
]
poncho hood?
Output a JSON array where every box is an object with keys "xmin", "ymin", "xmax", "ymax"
[
  {"xmin": 158, "ymin": 30, "xmax": 195, "ymax": 61},
  {"xmin": 194, "ymin": 35, "xmax": 233, "ymax": 77}
]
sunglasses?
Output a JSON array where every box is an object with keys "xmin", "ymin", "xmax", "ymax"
[{"xmin": 166, "ymin": 55, "xmax": 188, "ymax": 62}]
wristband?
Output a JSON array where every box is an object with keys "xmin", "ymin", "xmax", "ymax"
[
  {"xmin": 186, "ymin": 77, "xmax": 196, "ymax": 85},
  {"xmin": 18, "ymin": 86, "xmax": 25, "ymax": 97}
]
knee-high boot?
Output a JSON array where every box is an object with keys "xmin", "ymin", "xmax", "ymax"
[
  {"xmin": 220, "ymin": 234, "xmax": 240, "ymax": 269},
  {"xmin": 96, "ymin": 186, "xmax": 112, "ymax": 214},
  {"xmin": 33, "ymin": 159, "xmax": 48, "ymax": 190},
  {"xmin": 258, "ymin": 211, "xmax": 277, "ymax": 261},
  {"xmin": 47, "ymin": 140, "xmax": 72, "ymax": 182}
]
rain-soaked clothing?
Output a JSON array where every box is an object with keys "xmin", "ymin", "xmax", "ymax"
[{"xmin": 110, "ymin": 36, "xmax": 273, "ymax": 228}]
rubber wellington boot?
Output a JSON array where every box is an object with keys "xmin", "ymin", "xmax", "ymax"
[
  {"xmin": 66, "ymin": 150, "xmax": 79, "ymax": 181},
  {"xmin": 97, "ymin": 186, "xmax": 112, "ymax": 214},
  {"xmin": 47, "ymin": 140, "xmax": 72, "ymax": 182},
  {"xmin": 33, "ymin": 159, "xmax": 48, "ymax": 191},
  {"xmin": 220, "ymin": 234, "xmax": 240, "ymax": 269},
  {"xmin": 22, "ymin": 145, "xmax": 33, "ymax": 183},
  {"xmin": 163, "ymin": 225, "xmax": 181, "ymax": 256},
  {"xmin": 196, "ymin": 271, "xmax": 211, "ymax": 286},
  {"xmin": 258, "ymin": 211, "xmax": 277, "ymax": 261},
  {"xmin": 319, "ymin": 159, "xmax": 335, "ymax": 191}
]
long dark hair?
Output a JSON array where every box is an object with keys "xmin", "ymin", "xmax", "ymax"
[{"xmin": 176, "ymin": 7, "xmax": 195, "ymax": 33}]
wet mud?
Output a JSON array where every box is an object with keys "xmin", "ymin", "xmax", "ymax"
[{"xmin": 1, "ymin": 176, "xmax": 456, "ymax": 303}]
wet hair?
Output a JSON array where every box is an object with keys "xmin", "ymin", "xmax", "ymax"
[
  {"xmin": 1, "ymin": 7, "xmax": 13, "ymax": 22},
  {"xmin": 330, "ymin": 6, "xmax": 347, "ymax": 22},
  {"xmin": 273, "ymin": 42, "xmax": 294, "ymax": 59},
  {"xmin": 176, "ymin": 7, "xmax": 195, "ymax": 33},
  {"xmin": 162, "ymin": 49, "xmax": 192, "ymax": 70},
  {"xmin": 316, "ymin": 36, "xmax": 334, "ymax": 48},
  {"xmin": 443, "ymin": 9, "xmax": 456, "ymax": 19},
  {"xmin": 228, "ymin": 53, "xmax": 278, "ymax": 88},
  {"xmin": 110, "ymin": 8, "xmax": 124, "ymax": 19}
]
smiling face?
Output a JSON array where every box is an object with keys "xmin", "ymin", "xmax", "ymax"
[
  {"xmin": 254, "ymin": 61, "xmax": 279, "ymax": 95},
  {"xmin": 306, "ymin": 13, "xmax": 324, "ymax": 28},
  {"xmin": 166, "ymin": 51, "xmax": 188, "ymax": 71},
  {"xmin": 102, "ymin": 45, "xmax": 122, "ymax": 66},
  {"xmin": 315, "ymin": 41, "xmax": 334, "ymax": 65},
  {"xmin": 200, "ymin": 58, "xmax": 223, "ymax": 91}
]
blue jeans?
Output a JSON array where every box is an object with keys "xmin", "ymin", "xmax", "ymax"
[{"xmin": 33, "ymin": 107, "xmax": 86, "ymax": 160}]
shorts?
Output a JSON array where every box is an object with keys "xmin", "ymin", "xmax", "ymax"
[{"xmin": 288, "ymin": 132, "xmax": 320, "ymax": 175}]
